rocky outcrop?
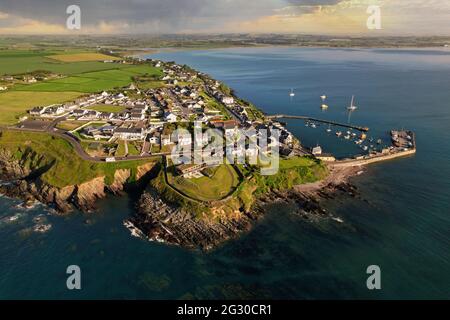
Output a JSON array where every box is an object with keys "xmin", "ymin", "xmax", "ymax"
[
  {"xmin": 128, "ymin": 179, "xmax": 362, "ymax": 251},
  {"xmin": 107, "ymin": 169, "xmax": 131, "ymax": 194},
  {"xmin": 0, "ymin": 149, "xmax": 31, "ymax": 180},
  {"xmin": 128, "ymin": 190, "xmax": 263, "ymax": 251},
  {"xmin": 0, "ymin": 150, "xmax": 156, "ymax": 213}
]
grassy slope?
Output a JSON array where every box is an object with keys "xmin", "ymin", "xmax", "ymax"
[
  {"xmin": 153, "ymin": 156, "xmax": 328, "ymax": 218},
  {"xmin": 167, "ymin": 164, "xmax": 239, "ymax": 201},
  {"xmin": 0, "ymin": 130, "xmax": 154, "ymax": 188}
]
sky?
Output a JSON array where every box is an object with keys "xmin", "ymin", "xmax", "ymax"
[{"xmin": 0, "ymin": 0, "xmax": 448, "ymax": 36}]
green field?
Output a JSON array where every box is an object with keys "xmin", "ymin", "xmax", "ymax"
[
  {"xmin": 48, "ymin": 53, "xmax": 121, "ymax": 62},
  {"xmin": 0, "ymin": 130, "xmax": 154, "ymax": 188},
  {"xmin": 167, "ymin": 164, "xmax": 240, "ymax": 201},
  {"xmin": 0, "ymin": 91, "xmax": 82, "ymax": 124},
  {"xmin": 55, "ymin": 120, "xmax": 88, "ymax": 131},
  {"xmin": 13, "ymin": 65, "xmax": 162, "ymax": 93},
  {"xmin": 84, "ymin": 104, "xmax": 126, "ymax": 113},
  {"xmin": 0, "ymin": 49, "xmax": 163, "ymax": 124},
  {"xmin": 0, "ymin": 53, "xmax": 129, "ymax": 76},
  {"xmin": 128, "ymin": 142, "xmax": 141, "ymax": 156}
]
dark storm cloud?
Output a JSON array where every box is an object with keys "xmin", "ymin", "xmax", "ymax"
[
  {"xmin": 0, "ymin": 0, "xmax": 349, "ymax": 32},
  {"xmin": 0, "ymin": 0, "xmax": 283, "ymax": 30}
]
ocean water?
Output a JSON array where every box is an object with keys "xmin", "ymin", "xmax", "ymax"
[{"xmin": 1, "ymin": 47, "xmax": 449, "ymax": 299}]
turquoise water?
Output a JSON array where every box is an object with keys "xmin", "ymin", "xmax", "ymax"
[{"xmin": 1, "ymin": 47, "xmax": 449, "ymax": 299}]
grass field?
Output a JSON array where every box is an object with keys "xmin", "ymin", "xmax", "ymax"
[
  {"xmin": 55, "ymin": 120, "xmax": 88, "ymax": 131},
  {"xmin": 86, "ymin": 105, "xmax": 126, "ymax": 113},
  {"xmin": 168, "ymin": 164, "xmax": 240, "ymax": 201},
  {"xmin": 0, "ymin": 49, "xmax": 163, "ymax": 125},
  {"xmin": 48, "ymin": 53, "xmax": 121, "ymax": 62},
  {"xmin": 115, "ymin": 141, "xmax": 127, "ymax": 157},
  {"xmin": 0, "ymin": 50, "xmax": 131, "ymax": 76},
  {"xmin": 14, "ymin": 65, "xmax": 163, "ymax": 93},
  {"xmin": 0, "ymin": 91, "xmax": 82, "ymax": 124},
  {"xmin": 0, "ymin": 130, "xmax": 154, "ymax": 187},
  {"xmin": 128, "ymin": 142, "xmax": 141, "ymax": 156}
]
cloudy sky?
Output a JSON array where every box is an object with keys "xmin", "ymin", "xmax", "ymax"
[{"xmin": 0, "ymin": 0, "xmax": 448, "ymax": 35}]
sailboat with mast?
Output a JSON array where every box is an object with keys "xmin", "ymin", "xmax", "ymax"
[
  {"xmin": 347, "ymin": 95, "xmax": 358, "ymax": 111},
  {"xmin": 289, "ymin": 88, "xmax": 295, "ymax": 97}
]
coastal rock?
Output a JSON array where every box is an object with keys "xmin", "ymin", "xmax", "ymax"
[
  {"xmin": 128, "ymin": 190, "xmax": 262, "ymax": 251},
  {"xmin": 0, "ymin": 154, "xmax": 156, "ymax": 213},
  {"xmin": 107, "ymin": 169, "xmax": 130, "ymax": 194}
]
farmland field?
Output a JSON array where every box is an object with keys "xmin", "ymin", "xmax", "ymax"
[
  {"xmin": 47, "ymin": 53, "xmax": 121, "ymax": 62},
  {"xmin": 0, "ymin": 91, "xmax": 82, "ymax": 124},
  {"xmin": 13, "ymin": 65, "xmax": 163, "ymax": 93}
]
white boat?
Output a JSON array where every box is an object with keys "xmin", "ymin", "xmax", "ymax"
[
  {"xmin": 344, "ymin": 135, "xmax": 351, "ymax": 140},
  {"xmin": 336, "ymin": 131, "xmax": 342, "ymax": 137},
  {"xmin": 326, "ymin": 125, "xmax": 332, "ymax": 133},
  {"xmin": 311, "ymin": 123, "xmax": 317, "ymax": 129},
  {"xmin": 347, "ymin": 95, "xmax": 358, "ymax": 111},
  {"xmin": 362, "ymin": 146, "xmax": 369, "ymax": 151},
  {"xmin": 321, "ymin": 104, "xmax": 329, "ymax": 110},
  {"xmin": 289, "ymin": 89, "xmax": 295, "ymax": 97},
  {"xmin": 320, "ymin": 95, "xmax": 327, "ymax": 101}
]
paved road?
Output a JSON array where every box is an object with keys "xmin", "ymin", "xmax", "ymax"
[{"xmin": 1, "ymin": 125, "xmax": 167, "ymax": 163}]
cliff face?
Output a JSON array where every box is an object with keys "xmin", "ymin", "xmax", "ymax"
[{"xmin": 0, "ymin": 150, "xmax": 155, "ymax": 213}]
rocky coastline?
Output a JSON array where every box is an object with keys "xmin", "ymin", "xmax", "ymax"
[
  {"xmin": 1, "ymin": 146, "xmax": 364, "ymax": 251},
  {"xmin": 0, "ymin": 149, "xmax": 156, "ymax": 213},
  {"xmin": 126, "ymin": 166, "xmax": 363, "ymax": 251}
]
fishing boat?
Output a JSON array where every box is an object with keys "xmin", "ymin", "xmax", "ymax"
[{"xmin": 347, "ymin": 95, "xmax": 358, "ymax": 111}]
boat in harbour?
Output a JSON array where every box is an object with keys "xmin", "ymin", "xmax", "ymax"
[
  {"xmin": 347, "ymin": 95, "xmax": 358, "ymax": 111},
  {"xmin": 289, "ymin": 89, "xmax": 295, "ymax": 97}
]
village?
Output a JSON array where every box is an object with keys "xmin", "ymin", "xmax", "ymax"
[{"xmin": 21, "ymin": 58, "xmax": 299, "ymax": 177}]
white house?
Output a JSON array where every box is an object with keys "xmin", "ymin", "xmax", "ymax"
[
  {"xmin": 29, "ymin": 106, "xmax": 47, "ymax": 116},
  {"xmin": 312, "ymin": 146, "xmax": 322, "ymax": 156},
  {"xmin": 165, "ymin": 112, "xmax": 177, "ymax": 123},
  {"xmin": 222, "ymin": 96, "xmax": 234, "ymax": 105},
  {"xmin": 113, "ymin": 128, "xmax": 144, "ymax": 140}
]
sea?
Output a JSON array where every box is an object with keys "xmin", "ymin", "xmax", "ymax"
[{"xmin": 0, "ymin": 47, "xmax": 449, "ymax": 299}]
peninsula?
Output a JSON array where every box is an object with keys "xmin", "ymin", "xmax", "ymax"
[{"xmin": 0, "ymin": 44, "xmax": 416, "ymax": 250}]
